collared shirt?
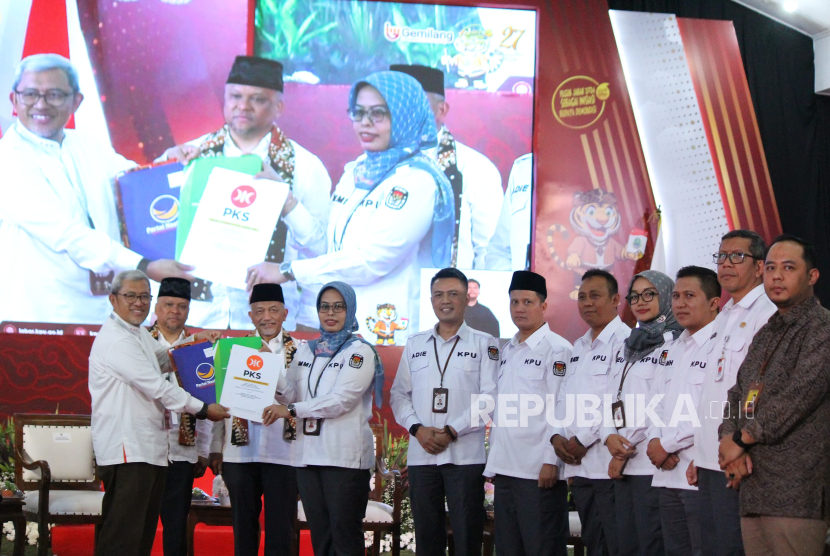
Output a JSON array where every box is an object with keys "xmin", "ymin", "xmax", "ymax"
[
  {"xmin": 555, "ymin": 316, "xmax": 631, "ymax": 480},
  {"xmin": 485, "ymin": 153, "xmax": 531, "ymax": 271},
  {"xmin": 390, "ymin": 323, "xmax": 499, "ymax": 467},
  {"xmin": 694, "ymin": 285, "xmax": 774, "ymax": 471},
  {"xmin": 649, "ymin": 321, "xmax": 718, "ymax": 490},
  {"xmin": 182, "ymin": 131, "xmax": 331, "ymax": 330},
  {"xmin": 601, "ymin": 332, "xmax": 677, "ymax": 476},
  {"xmin": 277, "ymin": 340, "xmax": 376, "ymax": 469},
  {"xmin": 484, "ymin": 325, "xmax": 572, "ymax": 480},
  {"xmin": 292, "ymin": 159, "xmax": 438, "ymax": 343},
  {"xmin": 210, "ymin": 332, "xmax": 302, "ymax": 466},
  {"xmin": 89, "ymin": 313, "xmax": 203, "ymax": 466},
  {"xmin": 0, "ymin": 122, "xmax": 140, "ymax": 324}
]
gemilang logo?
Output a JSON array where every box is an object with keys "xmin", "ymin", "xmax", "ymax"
[{"xmin": 384, "ymin": 22, "xmax": 454, "ymax": 44}]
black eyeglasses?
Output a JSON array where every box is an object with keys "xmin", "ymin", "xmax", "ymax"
[
  {"xmin": 347, "ymin": 106, "xmax": 390, "ymax": 124},
  {"xmin": 318, "ymin": 302, "xmax": 347, "ymax": 314},
  {"xmin": 15, "ymin": 89, "xmax": 74, "ymax": 107},
  {"xmin": 713, "ymin": 252, "xmax": 755, "ymax": 265},
  {"xmin": 626, "ymin": 290, "xmax": 657, "ymax": 304},
  {"xmin": 116, "ymin": 292, "xmax": 153, "ymax": 304}
]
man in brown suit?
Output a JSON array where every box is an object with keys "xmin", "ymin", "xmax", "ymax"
[{"xmin": 719, "ymin": 235, "xmax": 830, "ymax": 556}]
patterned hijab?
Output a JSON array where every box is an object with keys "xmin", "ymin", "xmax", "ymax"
[
  {"xmin": 623, "ymin": 270, "xmax": 684, "ymax": 362},
  {"xmin": 348, "ymin": 71, "xmax": 455, "ymax": 266},
  {"xmin": 309, "ymin": 281, "xmax": 386, "ymax": 407}
]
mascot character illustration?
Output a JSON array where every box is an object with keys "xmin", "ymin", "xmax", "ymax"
[
  {"xmin": 366, "ymin": 304, "xmax": 409, "ymax": 346},
  {"xmin": 547, "ymin": 188, "xmax": 643, "ymax": 300}
]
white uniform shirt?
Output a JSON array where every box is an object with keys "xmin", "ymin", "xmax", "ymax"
[
  {"xmin": 89, "ymin": 313, "xmax": 203, "ymax": 466},
  {"xmin": 485, "ymin": 154, "xmax": 531, "ymax": 271},
  {"xmin": 182, "ymin": 132, "xmax": 331, "ymax": 331},
  {"xmin": 601, "ymin": 333, "xmax": 677, "ymax": 476},
  {"xmin": 649, "ymin": 321, "xmax": 718, "ymax": 490},
  {"xmin": 210, "ymin": 333, "xmax": 302, "ymax": 466},
  {"xmin": 292, "ymin": 159, "xmax": 438, "ymax": 343},
  {"xmin": 484, "ymin": 325, "xmax": 572, "ymax": 480},
  {"xmin": 0, "ymin": 122, "xmax": 140, "ymax": 324},
  {"xmin": 555, "ymin": 316, "xmax": 631, "ymax": 480},
  {"xmin": 277, "ymin": 341, "xmax": 376, "ymax": 469},
  {"xmin": 390, "ymin": 323, "xmax": 499, "ymax": 467},
  {"xmin": 694, "ymin": 285, "xmax": 774, "ymax": 471},
  {"xmin": 157, "ymin": 330, "xmax": 212, "ymax": 464}
]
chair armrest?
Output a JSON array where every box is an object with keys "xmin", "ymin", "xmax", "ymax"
[
  {"xmin": 375, "ymin": 456, "xmax": 403, "ymax": 522},
  {"xmin": 16, "ymin": 448, "xmax": 52, "ymax": 518}
]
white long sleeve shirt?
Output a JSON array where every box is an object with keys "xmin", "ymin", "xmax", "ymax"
[
  {"xmin": 485, "ymin": 153, "xmax": 532, "ymax": 271},
  {"xmin": 555, "ymin": 316, "xmax": 631, "ymax": 480},
  {"xmin": 276, "ymin": 341, "xmax": 376, "ymax": 470},
  {"xmin": 390, "ymin": 323, "xmax": 499, "ymax": 467},
  {"xmin": 694, "ymin": 285, "xmax": 775, "ymax": 471},
  {"xmin": 89, "ymin": 313, "xmax": 203, "ymax": 467},
  {"xmin": 182, "ymin": 132, "xmax": 331, "ymax": 330},
  {"xmin": 0, "ymin": 122, "xmax": 141, "ymax": 324},
  {"xmin": 484, "ymin": 325, "xmax": 572, "ymax": 480},
  {"xmin": 292, "ymin": 159, "xmax": 438, "ymax": 343}
]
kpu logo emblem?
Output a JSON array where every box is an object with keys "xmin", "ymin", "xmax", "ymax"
[
  {"xmin": 349, "ymin": 354, "xmax": 364, "ymax": 368},
  {"xmin": 385, "ymin": 186, "xmax": 408, "ymax": 210},
  {"xmin": 196, "ymin": 363, "xmax": 215, "ymax": 381},
  {"xmin": 553, "ymin": 361, "xmax": 567, "ymax": 376},
  {"xmin": 150, "ymin": 195, "xmax": 179, "ymax": 224},
  {"xmin": 231, "ymin": 185, "xmax": 257, "ymax": 208}
]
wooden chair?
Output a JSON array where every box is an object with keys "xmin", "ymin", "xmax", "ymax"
[
  {"xmin": 295, "ymin": 423, "xmax": 403, "ymax": 555},
  {"xmin": 14, "ymin": 414, "xmax": 103, "ymax": 556}
]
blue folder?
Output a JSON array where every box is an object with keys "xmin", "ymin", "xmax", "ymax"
[
  {"xmin": 116, "ymin": 162, "xmax": 185, "ymax": 260},
  {"xmin": 169, "ymin": 340, "xmax": 216, "ymax": 404}
]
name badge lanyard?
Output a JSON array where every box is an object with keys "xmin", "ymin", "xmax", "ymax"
[
  {"xmin": 744, "ymin": 324, "xmax": 792, "ymax": 418},
  {"xmin": 303, "ymin": 343, "xmax": 347, "ymax": 435},
  {"xmin": 612, "ymin": 350, "xmax": 633, "ymax": 429},
  {"xmin": 431, "ymin": 336, "xmax": 460, "ymax": 413}
]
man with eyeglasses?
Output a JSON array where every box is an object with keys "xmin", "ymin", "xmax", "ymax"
[
  {"xmin": 0, "ymin": 54, "xmax": 189, "ymax": 326},
  {"xmin": 391, "ymin": 267, "xmax": 499, "ymax": 556},
  {"xmin": 89, "ymin": 270, "xmax": 230, "ymax": 556},
  {"xmin": 687, "ymin": 230, "xmax": 775, "ymax": 556},
  {"xmin": 163, "ymin": 55, "xmax": 331, "ymax": 332}
]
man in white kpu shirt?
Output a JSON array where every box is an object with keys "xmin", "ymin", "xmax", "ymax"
[
  {"xmin": 690, "ymin": 231, "xmax": 774, "ymax": 556},
  {"xmin": 89, "ymin": 270, "xmax": 229, "ymax": 556},
  {"xmin": 486, "ymin": 153, "xmax": 532, "ymax": 271},
  {"xmin": 148, "ymin": 278, "xmax": 212, "ymax": 556},
  {"xmin": 0, "ymin": 54, "xmax": 190, "ymax": 325},
  {"xmin": 553, "ymin": 269, "xmax": 631, "ymax": 556},
  {"xmin": 208, "ymin": 283, "xmax": 301, "ymax": 556},
  {"xmin": 646, "ymin": 266, "xmax": 721, "ymax": 556},
  {"xmin": 484, "ymin": 271, "xmax": 572, "ymax": 556},
  {"xmin": 164, "ymin": 56, "xmax": 331, "ymax": 331},
  {"xmin": 391, "ymin": 268, "xmax": 499, "ymax": 556},
  {"xmin": 389, "ymin": 64, "xmax": 503, "ymax": 269}
]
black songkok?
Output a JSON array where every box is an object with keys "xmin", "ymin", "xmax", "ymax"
[
  {"xmin": 227, "ymin": 55, "xmax": 284, "ymax": 92},
  {"xmin": 509, "ymin": 271, "xmax": 547, "ymax": 297},
  {"xmin": 249, "ymin": 283, "xmax": 284, "ymax": 304},
  {"xmin": 389, "ymin": 64, "xmax": 445, "ymax": 96},
  {"xmin": 158, "ymin": 277, "xmax": 191, "ymax": 301}
]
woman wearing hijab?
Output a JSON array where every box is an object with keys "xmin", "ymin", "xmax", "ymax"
[
  {"xmin": 246, "ymin": 70, "xmax": 454, "ymax": 346},
  {"xmin": 602, "ymin": 270, "xmax": 683, "ymax": 556},
  {"xmin": 262, "ymin": 281, "xmax": 383, "ymax": 556}
]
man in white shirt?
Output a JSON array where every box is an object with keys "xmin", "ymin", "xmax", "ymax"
[
  {"xmin": 389, "ymin": 64, "xmax": 503, "ymax": 269},
  {"xmin": 148, "ymin": 278, "xmax": 213, "ymax": 556},
  {"xmin": 89, "ymin": 270, "xmax": 228, "ymax": 556},
  {"xmin": 391, "ymin": 268, "xmax": 499, "ymax": 556},
  {"xmin": 552, "ymin": 269, "xmax": 631, "ymax": 556},
  {"xmin": 486, "ymin": 153, "xmax": 532, "ymax": 271},
  {"xmin": 0, "ymin": 54, "xmax": 191, "ymax": 325},
  {"xmin": 164, "ymin": 56, "xmax": 331, "ymax": 331},
  {"xmin": 691, "ymin": 231, "xmax": 774, "ymax": 556},
  {"xmin": 484, "ymin": 271, "xmax": 572, "ymax": 556},
  {"xmin": 208, "ymin": 283, "xmax": 300, "ymax": 556},
  {"xmin": 646, "ymin": 266, "xmax": 721, "ymax": 556}
]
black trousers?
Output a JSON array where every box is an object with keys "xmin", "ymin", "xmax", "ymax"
[
  {"xmin": 222, "ymin": 462, "xmax": 299, "ymax": 556},
  {"xmin": 613, "ymin": 474, "xmax": 664, "ymax": 556},
  {"xmin": 570, "ymin": 477, "xmax": 619, "ymax": 556},
  {"xmin": 408, "ymin": 464, "xmax": 486, "ymax": 556},
  {"xmin": 160, "ymin": 460, "xmax": 195, "ymax": 556},
  {"xmin": 97, "ymin": 462, "xmax": 167, "ymax": 556},
  {"xmin": 493, "ymin": 475, "xmax": 569, "ymax": 556},
  {"xmin": 295, "ymin": 465, "xmax": 370, "ymax": 556},
  {"xmin": 697, "ymin": 468, "xmax": 744, "ymax": 556}
]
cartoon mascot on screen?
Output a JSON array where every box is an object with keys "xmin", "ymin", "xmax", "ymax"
[
  {"xmin": 547, "ymin": 188, "xmax": 643, "ymax": 300},
  {"xmin": 366, "ymin": 303, "xmax": 409, "ymax": 346}
]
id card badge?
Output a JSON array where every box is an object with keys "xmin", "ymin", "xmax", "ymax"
[
  {"xmin": 432, "ymin": 388, "xmax": 449, "ymax": 413},
  {"xmin": 284, "ymin": 417, "xmax": 297, "ymax": 441},
  {"xmin": 715, "ymin": 357, "xmax": 726, "ymax": 382},
  {"xmin": 611, "ymin": 400, "xmax": 626, "ymax": 429},
  {"xmin": 303, "ymin": 418, "xmax": 322, "ymax": 436},
  {"xmin": 89, "ymin": 270, "xmax": 115, "ymax": 296},
  {"xmin": 744, "ymin": 381, "xmax": 764, "ymax": 418}
]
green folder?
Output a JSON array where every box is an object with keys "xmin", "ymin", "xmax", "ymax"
[
  {"xmin": 213, "ymin": 336, "xmax": 263, "ymax": 402},
  {"xmin": 175, "ymin": 155, "xmax": 262, "ymax": 259}
]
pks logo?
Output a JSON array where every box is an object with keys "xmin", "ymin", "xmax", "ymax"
[
  {"xmin": 196, "ymin": 363, "xmax": 215, "ymax": 381},
  {"xmin": 150, "ymin": 195, "xmax": 179, "ymax": 224},
  {"xmin": 231, "ymin": 185, "xmax": 257, "ymax": 208},
  {"xmin": 247, "ymin": 355, "xmax": 264, "ymax": 370}
]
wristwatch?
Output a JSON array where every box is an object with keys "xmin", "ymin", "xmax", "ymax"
[
  {"xmin": 279, "ymin": 261, "xmax": 295, "ymax": 281},
  {"xmin": 137, "ymin": 257, "xmax": 151, "ymax": 274},
  {"xmin": 732, "ymin": 430, "xmax": 753, "ymax": 450},
  {"xmin": 195, "ymin": 403, "xmax": 209, "ymax": 420},
  {"xmin": 409, "ymin": 423, "xmax": 422, "ymax": 437},
  {"xmin": 287, "ymin": 403, "xmax": 297, "ymax": 418}
]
